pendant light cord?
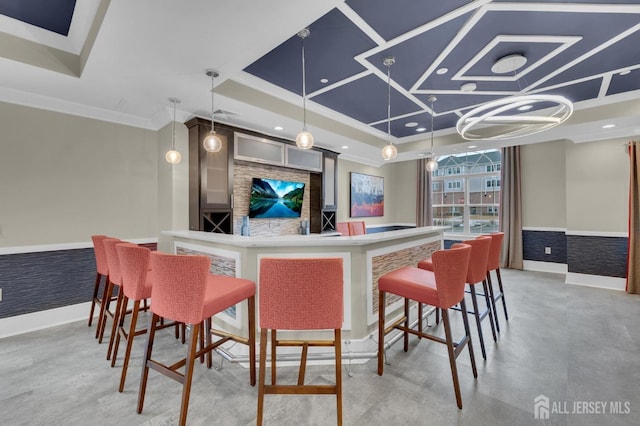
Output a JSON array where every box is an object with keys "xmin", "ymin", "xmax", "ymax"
[
  {"xmin": 430, "ymin": 99, "xmax": 435, "ymax": 152},
  {"xmin": 301, "ymin": 36, "xmax": 307, "ymax": 130},
  {"xmin": 172, "ymin": 101, "xmax": 177, "ymax": 150},
  {"xmin": 210, "ymin": 74, "xmax": 215, "ymax": 133},
  {"xmin": 387, "ymin": 65, "xmax": 391, "ymax": 144}
]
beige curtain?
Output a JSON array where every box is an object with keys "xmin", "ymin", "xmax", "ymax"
[
  {"xmin": 416, "ymin": 158, "xmax": 433, "ymax": 227},
  {"xmin": 500, "ymin": 146, "xmax": 523, "ymax": 269},
  {"xmin": 627, "ymin": 141, "xmax": 640, "ymax": 294}
]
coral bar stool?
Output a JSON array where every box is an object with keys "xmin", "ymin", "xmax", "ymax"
[
  {"xmin": 111, "ymin": 243, "xmax": 163, "ymax": 392},
  {"xmin": 378, "ymin": 244, "xmax": 476, "ymax": 409},
  {"xmin": 88, "ymin": 235, "xmax": 109, "ymax": 328},
  {"xmin": 348, "ymin": 221, "xmax": 366, "ymax": 236},
  {"xmin": 137, "ymin": 251, "xmax": 256, "ymax": 426},
  {"xmin": 336, "ymin": 222, "xmax": 349, "ymax": 236},
  {"xmin": 484, "ymin": 232, "xmax": 508, "ymax": 332},
  {"xmin": 419, "ymin": 236, "xmax": 496, "ymax": 359},
  {"xmin": 257, "ymin": 258, "xmax": 344, "ymax": 426}
]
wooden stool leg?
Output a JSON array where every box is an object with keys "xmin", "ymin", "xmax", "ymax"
[
  {"xmin": 496, "ymin": 268, "xmax": 509, "ymax": 320},
  {"xmin": 459, "ymin": 298, "xmax": 478, "ymax": 378},
  {"xmin": 88, "ymin": 273, "xmax": 102, "ymax": 326},
  {"xmin": 441, "ymin": 309, "xmax": 463, "ymax": 409},
  {"xmin": 257, "ymin": 328, "xmax": 268, "ymax": 426},
  {"xmin": 482, "ymin": 280, "xmax": 497, "ymax": 341},
  {"xmin": 97, "ymin": 279, "xmax": 113, "ymax": 341},
  {"xmin": 403, "ymin": 298, "xmax": 410, "ymax": 352},
  {"xmin": 111, "ymin": 295, "xmax": 129, "ymax": 367},
  {"xmin": 107, "ymin": 289, "xmax": 124, "ymax": 361},
  {"xmin": 248, "ymin": 296, "xmax": 257, "ymax": 386},
  {"xmin": 179, "ymin": 322, "xmax": 200, "ymax": 426},
  {"xmin": 377, "ymin": 291, "xmax": 386, "ymax": 375},
  {"xmin": 486, "ymin": 272, "xmax": 501, "ymax": 333},
  {"xmin": 469, "ymin": 285, "xmax": 487, "ymax": 360},
  {"xmin": 118, "ymin": 300, "xmax": 141, "ymax": 392},
  {"xmin": 137, "ymin": 313, "xmax": 159, "ymax": 414},
  {"xmin": 335, "ymin": 328, "xmax": 343, "ymax": 426},
  {"xmin": 270, "ymin": 329, "xmax": 277, "ymax": 385}
]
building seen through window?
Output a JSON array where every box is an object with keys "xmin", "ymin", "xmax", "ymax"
[{"xmin": 431, "ymin": 150, "xmax": 501, "ymax": 234}]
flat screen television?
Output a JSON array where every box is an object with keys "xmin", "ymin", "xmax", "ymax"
[{"xmin": 249, "ymin": 177, "xmax": 305, "ymax": 218}]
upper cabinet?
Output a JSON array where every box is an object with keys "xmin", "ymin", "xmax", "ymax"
[{"xmin": 234, "ymin": 132, "xmax": 322, "ymax": 172}]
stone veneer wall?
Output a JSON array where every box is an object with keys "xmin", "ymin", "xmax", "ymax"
[{"xmin": 233, "ymin": 161, "xmax": 310, "ymax": 236}]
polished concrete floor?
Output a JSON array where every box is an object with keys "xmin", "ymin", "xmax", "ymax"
[{"xmin": 1, "ymin": 269, "xmax": 639, "ymax": 426}]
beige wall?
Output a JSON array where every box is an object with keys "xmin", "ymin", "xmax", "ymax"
[
  {"xmin": 0, "ymin": 102, "xmax": 159, "ymax": 247},
  {"xmin": 521, "ymin": 137, "xmax": 628, "ymax": 233},
  {"xmin": 565, "ymin": 137, "xmax": 628, "ymax": 233},
  {"xmin": 521, "ymin": 140, "xmax": 567, "ymax": 228},
  {"xmin": 337, "ymin": 159, "xmax": 417, "ymax": 225}
]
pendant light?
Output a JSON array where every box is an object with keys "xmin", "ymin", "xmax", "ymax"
[
  {"xmin": 381, "ymin": 56, "xmax": 397, "ymax": 161},
  {"xmin": 425, "ymin": 96, "xmax": 438, "ymax": 172},
  {"xmin": 295, "ymin": 28, "xmax": 314, "ymax": 150},
  {"xmin": 203, "ymin": 69, "xmax": 223, "ymax": 152},
  {"xmin": 165, "ymin": 97, "xmax": 182, "ymax": 165}
]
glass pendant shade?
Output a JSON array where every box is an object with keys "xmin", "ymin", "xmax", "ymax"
[
  {"xmin": 203, "ymin": 130, "xmax": 222, "ymax": 152},
  {"xmin": 426, "ymin": 158, "xmax": 438, "ymax": 172},
  {"xmin": 381, "ymin": 143, "xmax": 397, "ymax": 161},
  {"xmin": 165, "ymin": 149, "xmax": 182, "ymax": 164},
  {"xmin": 296, "ymin": 130, "xmax": 314, "ymax": 149}
]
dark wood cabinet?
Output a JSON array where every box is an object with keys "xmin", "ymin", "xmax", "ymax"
[
  {"xmin": 185, "ymin": 119, "xmax": 338, "ymax": 234},
  {"xmin": 186, "ymin": 118, "xmax": 234, "ymax": 233}
]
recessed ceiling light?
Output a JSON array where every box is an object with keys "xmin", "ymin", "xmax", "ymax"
[
  {"xmin": 461, "ymin": 82, "xmax": 477, "ymax": 92},
  {"xmin": 320, "ymin": 78, "xmax": 329, "ymax": 83},
  {"xmin": 274, "ymin": 126, "xmax": 284, "ymax": 131},
  {"xmin": 619, "ymin": 70, "xmax": 631, "ymax": 76},
  {"xmin": 602, "ymin": 124, "xmax": 616, "ymax": 129},
  {"xmin": 436, "ymin": 67, "xmax": 448, "ymax": 75},
  {"xmin": 416, "ymin": 127, "xmax": 427, "ymax": 132},
  {"xmin": 405, "ymin": 122, "xmax": 419, "ymax": 128},
  {"xmin": 341, "ymin": 145, "xmax": 349, "ymax": 149},
  {"xmin": 417, "ymin": 153, "xmax": 425, "ymax": 157},
  {"xmin": 518, "ymin": 105, "xmax": 533, "ymax": 111},
  {"xmin": 468, "ymin": 145, "xmax": 477, "ymax": 149}
]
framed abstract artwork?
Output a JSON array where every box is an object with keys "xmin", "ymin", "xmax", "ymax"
[{"xmin": 350, "ymin": 172, "xmax": 384, "ymax": 217}]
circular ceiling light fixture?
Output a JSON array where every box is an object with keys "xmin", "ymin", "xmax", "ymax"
[
  {"xmin": 491, "ymin": 54, "xmax": 527, "ymax": 74},
  {"xmin": 457, "ymin": 54, "xmax": 572, "ymax": 140},
  {"xmin": 436, "ymin": 67, "xmax": 448, "ymax": 75},
  {"xmin": 405, "ymin": 122, "xmax": 418, "ymax": 128},
  {"xmin": 456, "ymin": 94, "xmax": 573, "ymax": 140}
]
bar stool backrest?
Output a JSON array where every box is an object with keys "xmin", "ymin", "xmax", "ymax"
[
  {"xmin": 432, "ymin": 243, "xmax": 471, "ymax": 309},
  {"xmin": 91, "ymin": 235, "xmax": 110, "ymax": 276},
  {"xmin": 117, "ymin": 243, "xmax": 150, "ymax": 301},
  {"xmin": 485, "ymin": 232, "xmax": 504, "ymax": 271},
  {"xmin": 149, "ymin": 252, "xmax": 210, "ymax": 325},
  {"xmin": 461, "ymin": 236, "xmax": 492, "ymax": 284},
  {"xmin": 103, "ymin": 238, "xmax": 123, "ymax": 286},
  {"xmin": 259, "ymin": 257, "xmax": 343, "ymax": 330}
]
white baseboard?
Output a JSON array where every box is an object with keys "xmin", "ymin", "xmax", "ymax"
[
  {"xmin": 0, "ymin": 302, "xmax": 92, "ymax": 339},
  {"xmin": 523, "ymin": 260, "xmax": 568, "ymax": 274},
  {"xmin": 565, "ymin": 273, "xmax": 626, "ymax": 291}
]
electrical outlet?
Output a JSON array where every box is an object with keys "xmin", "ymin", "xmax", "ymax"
[
  {"xmin": 0, "ymin": 288, "xmax": 3, "ymax": 302},
  {"xmin": 545, "ymin": 247, "xmax": 552, "ymax": 255}
]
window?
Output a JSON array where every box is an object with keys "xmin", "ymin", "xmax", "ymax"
[
  {"xmin": 485, "ymin": 178, "xmax": 500, "ymax": 188},
  {"xmin": 431, "ymin": 150, "xmax": 501, "ymax": 234},
  {"xmin": 447, "ymin": 180, "xmax": 462, "ymax": 190}
]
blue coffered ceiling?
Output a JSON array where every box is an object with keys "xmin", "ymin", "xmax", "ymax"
[
  {"xmin": 244, "ymin": 0, "xmax": 640, "ymax": 141},
  {"xmin": 0, "ymin": 0, "xmax": 76, "ymax": 36}
]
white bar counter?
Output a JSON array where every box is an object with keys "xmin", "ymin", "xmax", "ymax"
[{"xmin": 160, "ymin": 227, "xmax": 445, "ymax": 358}]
